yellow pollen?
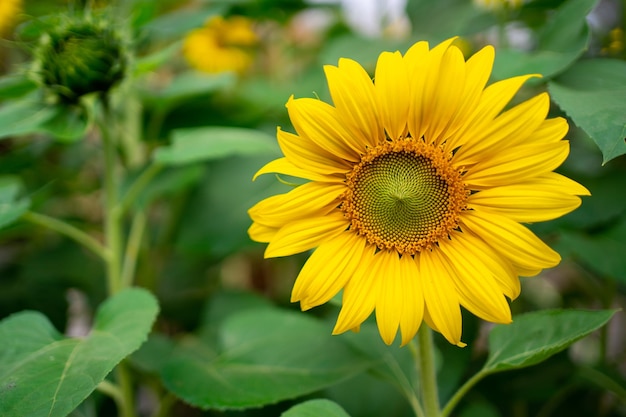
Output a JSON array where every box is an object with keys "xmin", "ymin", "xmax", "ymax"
[{"xmin": 341, "ymin": 138, "xmax": 468, "ymax": 254}]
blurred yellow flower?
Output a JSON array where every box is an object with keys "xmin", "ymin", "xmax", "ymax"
[
  {"xmin": 0, "ymin": 0, "xmax": 21, "ymax": 36},
  {"xmin": 473, "ymin": 0, "xmax": 523, "ymax": 10},
  {"xmin": 183, "ymin": 15, "xmax": 258, "ymax": 74},
  {"xmin": 248, "ymin": 37, "xmax": 589, "ymax": 347}
]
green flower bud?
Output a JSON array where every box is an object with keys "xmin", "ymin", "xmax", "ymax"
[{"xmin": 35, "ymin": 19, "xmax": 127, "ymax": 103}]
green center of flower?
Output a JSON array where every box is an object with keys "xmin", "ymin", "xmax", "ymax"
[{"xmin": 342, "ymin": 139, "xmax": 467, "ymax": 255}]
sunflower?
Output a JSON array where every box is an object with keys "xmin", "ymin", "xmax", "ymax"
[
  {"xmin": 183, "ymin": 15, "xmax": 257, "ymax": 75},
  {"xmin": 248, "ymin": 38, "xmax": 589, "ymax": 347}
]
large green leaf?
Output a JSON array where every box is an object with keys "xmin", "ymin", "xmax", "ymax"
[
  {"xmin": 282, "ymin": 399, "xmax": 352, "ymax": 417},
  {"xmin": 161, "ymin": 308, "xmax": 371, "ymax": 410},
  {"xmin": 153, "ymin": 127, "xmax": 279, "ymax": 166},
  {"xmin": 0, "ymin": 176, "xmax": 30, "ymax": 229},
  {"xmin": 484, "ymin": 309, "xmax": 616, "ymax": 373},
  {"xmin": 0, "ymin": 98, "xmax": 59, "ymax": 139},
  {"xmin": 492, "ymin": 0, "xmax": 597, "ymax": 80},
  {"xmin": 549, "ymin": 59, "xmax": 626, "ymax": 164},
  {"xmin": 0, "ymin": 288, "xmax": 159, "ymax": 417},
  {"xmin": 0, "ymin": 74, "xmax": 38, "ymax": 99}
]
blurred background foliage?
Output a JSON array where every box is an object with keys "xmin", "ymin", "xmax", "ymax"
[{"xmin": 0, "ymin": 0, "xmax": 625, "ymax": 416}]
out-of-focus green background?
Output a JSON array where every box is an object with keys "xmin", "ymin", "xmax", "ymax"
[{"xmin": 0, "ymin": 0, "xmax": 625, "ymax": 416}]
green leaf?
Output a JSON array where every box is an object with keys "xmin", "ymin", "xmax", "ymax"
[
  {"xmin": 484, "ymin": 309, "xmax": 617, "ymax": 373},
  {"xmin": 175, "ymin": 155, "xmax": 287, "ymax": 259},
  {"xmin": 548, "ymin": 59, "xmax": 626, "ymax": 164},
  {"xmin": 0, "ymin": 176, "xmax": 30, "ymax": 229},
  {"xmin": 147, "ymin": 71, "xmax": 235, "ymax": 106},
  {"xmin": 339, "ymin": 322, "xmax": 419, "ymax": 394},
  {"xmin": 0, "ymin": 74, "xmax": 38, "ymax": 99},
  {"xmin": 131, "ymin": 165, "xmax": 205, "ymax": 209},
  {"xmin": 161, "ymin": 308, "xmax": 370, "ymax": 410},
  {"xmin": 406, "ymin": 0, "xmax": 496, "ymax": 39},
  {"xmin": 0, "ymin": 288, "xmax": 159, "ymax": 417},
  {"xmin": 134, "ymin": 42, "xmax": 182, "ymax": 76},
  {"xmin": 140, "ymin": 7, "xmax": 225, "ymax": 41},
  {"xmin": 492, "ymin": 0, "xmax": 597, "ymax": 80},
  {"xmin": 282, "ymin": 399, "xmax": 352, "ymax": 417},
  {"xmin": 153, "ymin": 127, "xmax": 279, "ymax": 166},
  {"xmin": 39, "ymin": 104, "xmax": 91, "ymax": 142},
  {"xmin": 0, "ymin": 98, "xmax": 59, "ymax": 139}
]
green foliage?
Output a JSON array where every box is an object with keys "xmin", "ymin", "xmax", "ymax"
[
  {"xmin": 154, "ymin": 127, "xmax": 279, "ymax": 165},
  {"xmin": 492, "ymin": 0, "xmax": 598, "ymax": 80},
  {"xmin": 0, "ymin": 288, "xmax": 159, "ymax": 417},
  {"xmin": 0, "ymin": 176, "xmax": 30, "ymax": 229},
  {"xmin": 0, "ymin": 98, "xmax": 59, "ymax": 139},
  {"xmin": 0, "ymin": 0, "xmax": 623, "ymax": 416},
  {"xmin": 161, "ymin": 307, "xmax": 370, "ymax": 409},
  {"xmin": 281, "ymin": 399, "xmax": 352, "ymax": 417},
  {"xmin": 549, "ymin": 59, "xmax": 626, "ymax": 164},
  {"xmin": 484, "ymin": 309, "xmax": 617, "ymax": 372}
]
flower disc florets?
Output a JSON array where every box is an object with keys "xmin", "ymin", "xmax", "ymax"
[{"xmin": 35, "ymin": 19, "xmax": 127, "ymax": 103}]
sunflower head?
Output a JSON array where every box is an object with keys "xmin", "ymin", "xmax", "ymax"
[
  {"xmin": 183, "ymin": 15, "xmax": 258, "ymax": 75},
  {"xmin": 33, "ymin": 17, "xmax": 127, "ymax": 103},
  {"xmin": 248, "ymin": 37, "xmax": 589, "ymax": 347}
]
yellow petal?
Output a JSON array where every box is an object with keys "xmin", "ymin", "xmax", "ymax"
[
  {"xmin": 453, "ymin": 74, "xmax": 539, "ymax": 150},
  {"xmin": 253, "ymin": 157, "xmax": 333, "ymax": 183},
  {"xmin": 452, "ymin": 230, "xmax": 520, "ymax": 299},
  {"xmin": 468, "ymin": 183, "xmax": 583, "ymax": 222},
  {"xmin": 374, "ymin": 250, "xmax": 403, "ymax": 345},
  {"xmin": 438, "ymin": 233, "xmax": 513, "ymax": 323},
  {"xmin": 333, "ymin": 245, "xmax": 379, "ymax": 334},
  {"xmin": 375, "ymin": 51, "xmax": 410, "ymax": 140},
  {"xmin": 532, "ymin": 172, "xmax": 590, "ymax": 196},
  {"xmin": 248, "ymin": 221, "xmax": 278, "ymax": 243},
  {"xmin": 406, "ymin": 38, "xmax": 457, "ymax": 141},
  {"xmin": 292, "ymin": 231, "xmax": 367, "ymax": 309},
  {"xmin": 532, "ymin": 117, "xmax": 569, "ymax": 144},
  {"xmin": 277, "ymin": 127, "xmax": 350, "ymax": 177},
  {"xmin": 324, "ymin": 58, "xmax": 381, "ymax": 149},
  {"xmin": 264, "ymin": 212, "xmax": 348, "ymax": 258},
  {"xmin": 461, "ymin": 209, "xmax": 561, "ymax": 271},
  {"xmin": 419, "ymin": 249, "xmax": 464, "ymax": 346},
  {"xmin": 287, "ymin": 96, "xmax": 362, "ymax": 161},
  {"xmin": 398, "ymin": 255, "xmax": 423, "ymax": 346},
  {"xmin": 443, "ymin": 45, "xmax": 495, "ymax": 152},
  {"xmin": 456, "ymin": 93, "xmax": 550, "ymax": 164},
  {"xmin": 463, "ymin": 141, "xmax": 570, "ymax": 188},
  {"xmin": 249, "ymin": 181, "xmax": 344, "ymax": 227},
  {"xmin": 421, "ymin": 44, "xmax": 466, "ymax": 144}
]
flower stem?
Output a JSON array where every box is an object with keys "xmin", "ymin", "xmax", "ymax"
[
  {"xmin": 417, "ymin": 327, "xmax": 440, "ymax": 417},
  {"xmin": 120, "ymin": 210, "xmax": 146, "ymax": 288},
  {"xmin": 440, "ymin": 370, "xmax": 488, "ymax": 417},
  {"xmin": 100, "ymin": 106, "xmax": 123, "ymax": 295},
  {"xmin": 118, "ymin": 162, "xmax": 163, "ymax": 216},
  {"xmin": 99, "ymin": 103, "xmax": 137, "ymax": 417},
  {"xmin": 96, "ymin": 380, "xmax": 124, "ymax": 409},
  {"xmin": 21, "ymin": 211, "xmax": 109, "ymax": 261}
]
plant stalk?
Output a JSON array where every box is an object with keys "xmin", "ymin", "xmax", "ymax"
[
  {"xmin": 21, "ymin": 211, "xmax": 109, "ymax": 261},
  {"xmin": 417, "ymin": 327, "xmax": 440, "ymax": 417}
]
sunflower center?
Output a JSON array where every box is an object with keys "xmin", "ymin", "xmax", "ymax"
[{"xmin": 341, "ymin": 138, "xmax": 468, "ymax": 255}]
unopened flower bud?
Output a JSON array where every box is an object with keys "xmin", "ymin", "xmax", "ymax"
[{"xmin": 35, "ymin": 20, "xmax": 127, "ymax": 102}]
